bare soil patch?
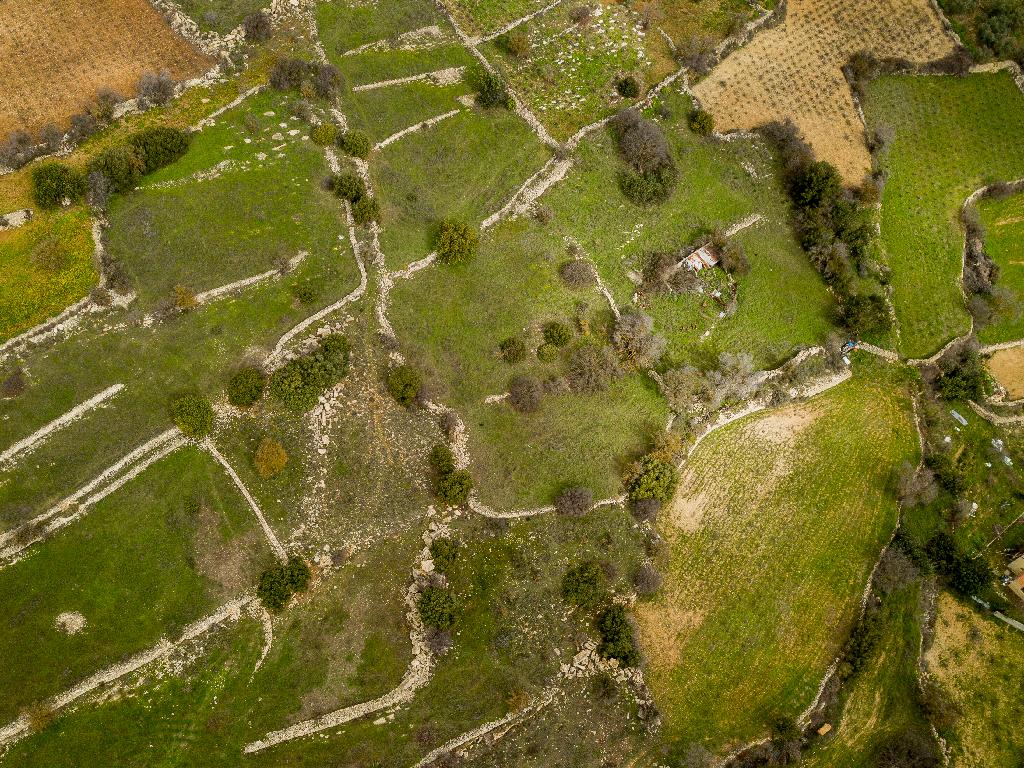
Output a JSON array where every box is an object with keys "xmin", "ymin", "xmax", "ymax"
[
  {"xmin": 0, "ymin": 0, "xmax": 213, "ymax": 137},
  {"xmin": 54, "ymin": 611, "xmax": 87, "ymax": 635},
  {"xmin": 988, "ymin": 347, "xmax": 1024, "ymax": 399},
  {"xmin": 691, "ymin": 0, "xmax": 955, "ymax": 183}
]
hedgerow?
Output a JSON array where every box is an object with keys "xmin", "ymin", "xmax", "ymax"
[
  {"xmin": 127, "ymin": 126, "xmax": 190, "ymax": 174},
  {"xmin": 429, "ymin": 443, "xmax": 473, "ymax": 505}
]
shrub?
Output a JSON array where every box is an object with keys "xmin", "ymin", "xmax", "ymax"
[
  {"xmin": 254, "ymin": 437, "xmax": 288, "ymax": 477},
  {"xmin": 634, "ymin": 563, "xmax": 662, "ymax": 596},
  {"xmin": 936, "ymin": 353, "xmax": 988, "ymax": 401},
  {"xmin": 227, "ymin": 366, "xmax": 266, "ymax": 407},
  {"xmin": 430, "ymin": 443, "xmax": 457, "ymax": 476},
  {"xmin": 170, "ymin": 393, "xmax": 214, "ymax": 438},
  {"xmin": 310, "ymin": 123, "xmax": 337, "ymax": 146},
  {"xmin": 627, "ymin": 455, "xmax": 678, "ymax": 502},
  {"xmin": 257, "ymin": 555, "xmax": 311, "ymax": 612},
  {"xmin": 612, "ymin": 310, "xmax": 665, "ymax": 366},
  {"xmin": 312, "ymin": 63, "xmax": 342, "ymax": 99},
  {"xmin": 435, "ymin": 219, "xmax": 478, "ymax": 264},
  {"xmin": 566, "ymin": 343, "xmax": 621, "ymax": 393},
  {"xmin": 352, "ymin": 195, "xmax": 380, "ymax": 225},
  {"xmin": 619, "ymin": 163, "xmax": 679, "ymax": 205},
  {"xmin": 631, "ymin": 497, "xmax": 661, "ymax": 523},
  {"xmin": 244, "ymin": 10, "xmax": 273, "ymax": 42},
  {"xmin": 689, "ymin": 109, "xmax": 715, "ymax": 135},
  {"xmin": 610, "ymin": 108, "xmax": 673, "ymax": 176},
  {"xmin": 31, "ymin": 163, "xmax": 84, "ymax": 209},
  {"xmin": 333, "ymin": 171, "xmax": 366, "ymax": 202},
  {"xmin": 387, "ymin": 364, "xmax": 423, "ymax": 406},
  {"xmin": 615, "ymin": 75, "xmax": 641, "ymax": 98},
  {"xmin": 475, "ymin": 71, "xmax": 512, "ymax": 108},
  {"xmin": 174, "ymin": 284, "xmax": 197, "ymax": 309},
  {"xmin": 23, "ymin": 703, "xmax": 55, "ymax": 734},
  {"xmin": 1, "ymin": 368, "xmax": 27, "ymax": 399},
  {"xmin": 499, "ymin": 336, "xmax": 527, "ymax": 363},
  {"xmin": 560, "ymin": 259, "xmax": 597, "ymax": 288},
  {"xmin": 561, "ymin": 561, "xmax": 607, "ymax": 610},
  {"xmin": 338, "ymin": 129, "xmax": 371, "ymax": 158},
  {"xmin": 88, "ymin": 145, "xmax": 145, "ymax": 193},
  {"xmin": 138, "ymin": 69, "xmax": 175, "ymax": 106},
  {"xmin": 718, "ymin": 241, "xmax": 750, "ymax": 276},
  {"xmin": 69, "ymin": 112, "xmax": 99, "ymax": 142},
  {"xmin": 418, "ymin": 586, "xmax": 456, "ymax": 629},
  {"xmin": 536, "ymin": 343, "xmax": 559, "ymax": 362},
  {"xmin": 596, "ymin": 604, "xmax": 639, "ymax": 666},
  {"xmin": 436, "ymin": 469, "xmax": 473, "ymax": 505},
  {"xmin": 429, "ymin": 538, "xmax": 459, "ymax": 572},
  {"xmin": 499, "ymin": 28, "xmax": 531, "ymax": 58},
  {"xmin": 555, "ymin": 486, "xmax": 593, "ymax": 517},
  {"xmin": 838, "ymin": 293, "xmax": 891, "ymax": 336},
  {"xmin": 270, "ymin": 58, "xmax": 309, "ymax": 91},
  {"xmin": 543, "ymin": 321, "xmax": 572, "ymax": 347},
  {"xmin": 127, "ymin": 126, "xmax": 190, "ymax": 174},
  {"xmin": 269, "ymin": 334, "xmax": 350, "ymax": 411},
  {"xmin": 1, "ymin": 130, "xmax": 39, "ymax": 170},
  {"xmin": 508, "ymin": 375, "xmax": 543, "ymax": 412},
  {"xmin": 39, "ymin": 123, "xmax": 63, "ymax": 152}
]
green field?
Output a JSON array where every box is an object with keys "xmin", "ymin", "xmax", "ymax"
[
  {"xmin": 0, "ymin": 447, "xmax": 265, "ymax": 724},
  {"xmin": 864, "ymin": 73, "xmax": 1024, "ymax": 358},
  {"xmin": 927, "ymin": 592, "xmax": 1024, "ymax": 768},
  {"xmin": 108, "ymin": 90, "xmax": 348, "ymax": 307},
  {"xmin": 978, "ymin": 190, "xmax": 1024, "ymax": 344},
  {"xmin": 640, "ymin": 361, "xmax": 919, "ymax": 756},
  {"xmin": 0, "ymin": 209, "xmax": 97, "ymax": 342}
]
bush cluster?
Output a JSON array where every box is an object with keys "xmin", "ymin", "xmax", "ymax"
[
  {"xmin": 926, "ymin": 531, "xmax": 992, "ymax": 596},
  {"xmin": 227, "ymin": 366, "xmax": 266, "ymax": 407},
  {"xmin": 127, "ymin": 126, "xmax": 190, "ymax": 174},
  {"xmin": 555, "ymin": 485, "xmax": 593, "ymax": 517},
  {"xmin": 543, "ymin": 321, "xmax": 572, "ymax": 347},
  {"xmin": 429, "ymin": 538, "xmax": 459, "ymax": 572},
  {"xmin": 329, "ymin": 171, "xmax": 378, "ymax": 225},
  {"xmin": 566, "ymin": 343, "xmax": 621, "ymax": 393},
  {"xmin": 418, "ymin": 585, "xmax": 456, "ymax": 629},
  {"xmin": 559, "ymin": 259, "xmax": 597, "ymax": 288},
  {"xmin": 689, "ymin": 109, "xmax": 715, "ymax": 136},
  {"xmin": 626, "ymin": 454, "xmax": 678, "ymax": 502},
  {"xmin": 936, "ymin": 351, "xmax": 989, "ymax": 401},
  {"xmin": 561, "ymin": 560, "xmax": 607, "ymax": 610},
  {"xmin": 170, "ymin": 393, "xmax": 214, "ymax": 438},
  {"xmin": 499, "ymin": 335, "xmax": 527, "ymax": 364},
  {"xmin": 609, "ymin": 108, "xmax": 678, "ymax": 205},
  {"xmin": 612, "ymin": 310, "xmax": 665, "ymax": 366},
  {"xmin": 337, "ymin": 129, "xmax": 371, "ymax": 158},
  {"xmin": 31, "ymin": 163, "xmax": 86, "ymax": 209},
  {"xmin": 475, "ymin": 71, "xmax": 512, "ymax": 109},
  {"xmin": 243, "ymin": 10, "xmax": 273, "ymax": 42},
  {"xmin": 310, "ymin": 123, "xmax": 337, "ymax": 146},
  {"xmin": 254, "ymin": 437, "xmax": 288, "ymax": 478},
  {"xmin": 387, "ymin": 364, "xmax": 424, "ymax": 406},
  {"xmin": 139, "ymin": 70, "xmax": 175, "ymax": 107},
  {"xmin": 257, "ymin": 555, "xmax": 311, "ymax": 612},
  {"xmin": 615, "ymin": 75, "xmax": 641, "ymax": 98},
  {"xmin": 429, "ymin": 444, "xmax": 473, "ymax": 505},
  {"xmin": 508, "ymin": 374, "xmax": 543, "ymax": 413},
  {"xmin": 269, "ymin": 334, "xmax": 350, "ymax": 411},
  {"xmin": 270, "ymin": 58, "xmax": 343, "ymax": 99},
  {"xmin": 435, "ymin": 219, "xmax": 478, "ymax": 264},
  {"xmin": 595, "ymin": 604, "xmax": 639, "ymax": 666}
]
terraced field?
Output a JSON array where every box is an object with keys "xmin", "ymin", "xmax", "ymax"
[
  {"xmin": 978, "ymin": 190, "xmax": 1024, "ymax": 345},
  {"xmin": 639, "ymin": 364, "xmax": 918, "ymax": 756}
]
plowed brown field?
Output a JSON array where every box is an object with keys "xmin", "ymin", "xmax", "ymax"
[
  {"xmin": 0, "ymin": 0, "xmax": 213, "ymax": 138},
  {"xmin": 691, "ymin": 0, "xmax": 955, "ymax": 183}
]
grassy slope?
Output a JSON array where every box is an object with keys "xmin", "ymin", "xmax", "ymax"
[
  {"xmin": 0, "ymin": 446, "xmax": 265, "ymax": 724},
  {"xmin": 927, "ymin": 592, "xmax": 1024, "ymax": 768},
  {"xmin": 374, "ymin": 106, "xmax": 550, "ymax": 269},
  {"xmin": 108, "ymin": 90, "xmax": 347, "ymax": 307},
  {"xmin": 978, "ymin": 190, "xmax": 1024, "ymax": 344},
  {"xmin": 176, "ymin": 0, "xmax": 267, "ymax": 34},
  {"xmin": 800, "ymin": 583, "xmax": 925, "ymax": 768},
  {"xmin": 640, "ymin": 361, "xmax": 918, "ymax": 756},
  {"xmin": 4, "ymin": 506, "xmax": 650, "ymax": 767},
  {"xmin": 864, "ymin": 73, "xmax": 1024, "ymax": 358},
  {"xmin": 0, "ymin": 209, "xmax": 97, "ymax": 341}
]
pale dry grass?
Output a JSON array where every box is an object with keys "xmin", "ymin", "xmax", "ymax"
[
  {"xmin": 987, "ymin": 347, "xmax": 1024, "ymax": 399},
  {"xmin": 0, "ymin": 0, "xmax": 213, "ymax": 138},
  {"xmin": 691, "ymin": 0, "xmax": 955, "ymax": 183}
]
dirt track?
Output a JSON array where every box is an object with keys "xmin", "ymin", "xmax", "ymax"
[
  {"xmin": 692, "ymin": 0, "xmax": 955, "ymax": 183},
  {"xmin": 0, "ymin": 0, "xmax": 212, "ymax": 137}
]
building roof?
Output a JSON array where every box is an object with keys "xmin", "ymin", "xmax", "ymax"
[{"xmin": 685, "ymin": 245, "xmax": 720, "ymax": 271}]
